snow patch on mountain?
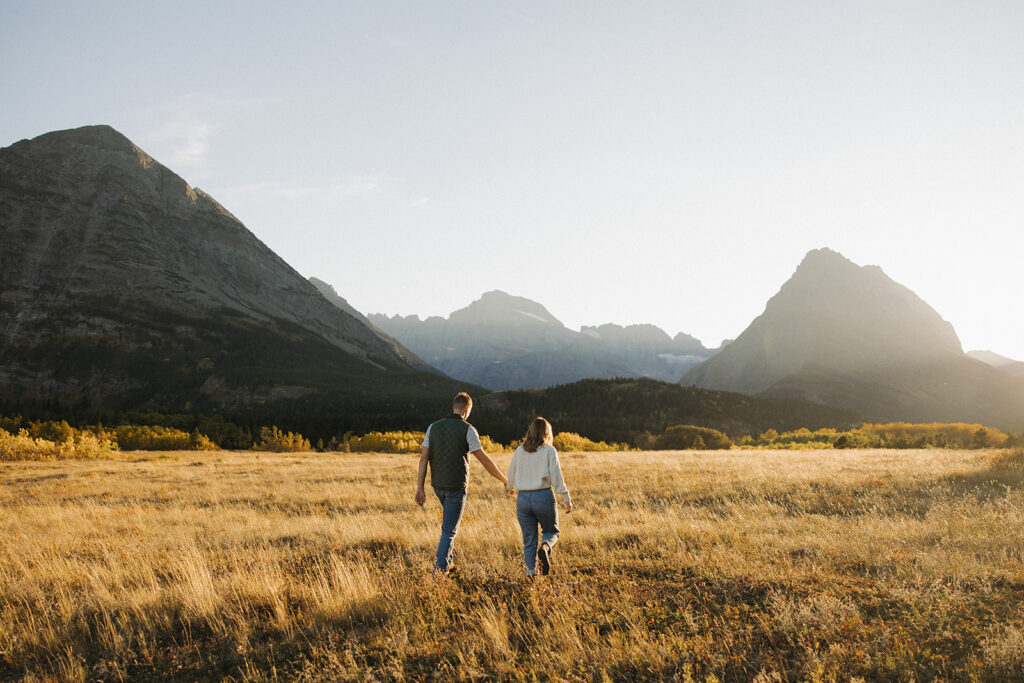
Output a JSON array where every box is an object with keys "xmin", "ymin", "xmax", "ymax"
[{"xmin": 514, "ymin": 308, "xmax": 550, "ymax": 323}]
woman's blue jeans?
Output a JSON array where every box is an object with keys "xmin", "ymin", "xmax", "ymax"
[{"xmin": 516, "ymin": 489, "xmax": 560, "ymax": 575}]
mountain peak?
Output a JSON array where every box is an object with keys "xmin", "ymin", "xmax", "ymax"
[
  {"xmin": 682, "ymin": 249, "xmax": 986, "ymax": 421},
  {"xmin": 6, "ymin": 124, "xmax": 182, "ymax": 200},
  {"xmin": 16, "ymin": 124, "xmax": 148, "ymax": 160},
  {"xmin": 452, "ymin": 290, "xmax": 564, "ymax": 327},
  {"xmin": 791, "ymin": 247, "xmax": 863, "ymax": 278},
  {"xmin": 42, "ymin": 124, "xmax": 131, "ymax": 148},
  {"xmin": 799, "ymin": 246, "xmax": 849, "ymax": 265}
]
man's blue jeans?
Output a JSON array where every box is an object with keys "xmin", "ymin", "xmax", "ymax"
[
  {"xmin": 516, "ymin": 489, "xmax": 560, "ymax": 575},
  {"xmin": 433, "ymin": 487, "xmax": 467, "ymax": 571}
]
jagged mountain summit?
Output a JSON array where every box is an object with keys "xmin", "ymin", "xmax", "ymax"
[
  {"xmin": 0, "ymin": 125, "xmax": 461, "ymax": 414},
  {"xmin": 683, "ymin": 248, "xmax": 1024, "ymax": 428},
  {"xmin": 364, "ymin": 289, "xmax": 715, "ymax": 390}
]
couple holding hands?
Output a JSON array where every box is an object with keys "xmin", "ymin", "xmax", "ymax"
[{"xmin": 415, "ymin": 392, "xmax": 573, "ymax": 577}]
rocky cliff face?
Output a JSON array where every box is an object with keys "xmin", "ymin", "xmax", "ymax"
[
  {"xmin": 683, "ymin": 248, "xmax": 1024, "ymax": 427},
  {"xmin": 0, "ymin": 125, "xmax": 439, "ymax": 410},
  {"xmin": 366, "ymin": 289, "xmax": 715, "ymax": 390}
]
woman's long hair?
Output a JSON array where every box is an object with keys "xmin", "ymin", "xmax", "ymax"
[{"xmin": 522, "ymin": 417, "xmax": 553, "ymax": 453}]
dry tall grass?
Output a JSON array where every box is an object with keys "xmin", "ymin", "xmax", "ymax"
[{"xmin": 2, "ymin": 448, "xmax": 1023, "ymax": 680}]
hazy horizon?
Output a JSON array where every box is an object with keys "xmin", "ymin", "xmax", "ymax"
[{"xmin": 3, "ymin": 2, "xmax": 1022, "ymax": 358}]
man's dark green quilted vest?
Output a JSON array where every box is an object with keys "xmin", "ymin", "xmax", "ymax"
[{"xmin": 428, "ymin": 414, "xmax": 472, "ymax": 489}]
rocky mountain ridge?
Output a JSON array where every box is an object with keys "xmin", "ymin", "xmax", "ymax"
[{"xmin": 362, "ymin": 289, "xmax": 717, "ymax": 390}]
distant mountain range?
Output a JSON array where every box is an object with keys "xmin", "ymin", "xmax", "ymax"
[
  {"xmin": 682, "ymin": 248, "xmax": 1024, "ymax": 429},
  {"xmin": 362, "ymin": 290, "xmax": 717, "ymax": 390},
  {"xmin": 0, "ymin": 125, "xmax": 469, "ymax": 424},
  {"xmin": 3, "ymin": 125, "xmax": 1021, "ymax": 438}
]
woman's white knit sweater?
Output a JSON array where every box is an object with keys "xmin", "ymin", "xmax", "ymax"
[{"xmin": 506, "ymin": 444, "xmax": 572, "ymax": 505}]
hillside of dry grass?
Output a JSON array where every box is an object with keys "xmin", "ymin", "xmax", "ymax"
[{"xmin": 2, "ymin": 448, "xmax": 1023, "ymax": 680}]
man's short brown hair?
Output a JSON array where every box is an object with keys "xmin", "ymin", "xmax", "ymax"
[{"xmin": 452, "ymin": 392, "xmax": 472, "ymax": 411}]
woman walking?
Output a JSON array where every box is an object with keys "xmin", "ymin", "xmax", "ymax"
[{"xmin": 506, "ymin": 417, "xmax": 573, "ymax": 576}]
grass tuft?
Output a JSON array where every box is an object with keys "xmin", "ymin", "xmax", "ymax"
[{"xmin": 989, "ymin": 447, "xmax": 1024, "ymax": 472}]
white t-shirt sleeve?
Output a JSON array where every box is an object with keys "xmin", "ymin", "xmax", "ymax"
[
  {"xmin": 422, "ymin": 423, "xmax": 481, "ymax": 451},
  {"xmin": 467, "ymin": 425, "xmax": 483, "ymax": 452}
]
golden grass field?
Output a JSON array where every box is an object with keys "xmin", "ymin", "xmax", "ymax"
[{"xmin": 2, "ymin": 448, "xmax": 1023, "ymax": 681}]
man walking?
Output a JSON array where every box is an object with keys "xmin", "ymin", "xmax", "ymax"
[{"xmin": 415, "ymin": 392, "xmax": 507, "ymax": 574}]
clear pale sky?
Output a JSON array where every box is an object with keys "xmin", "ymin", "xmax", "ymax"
[{"xmin": 3, "ymin": 2, "xmax": 1022, "ymax": 358}]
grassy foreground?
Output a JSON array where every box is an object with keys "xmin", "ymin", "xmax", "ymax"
[{"xmin": 2, "ymin": 449, "xmax": 1023, "ymax": 681}]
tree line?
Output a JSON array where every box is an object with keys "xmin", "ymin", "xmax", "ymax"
[{"xmin": 2, "ymin": 413, "xmax": 1018, "ymax": 460}]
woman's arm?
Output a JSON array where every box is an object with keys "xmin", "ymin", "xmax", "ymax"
[{"xmin": 548, "ymin": 446, "xmax": 572, "ymax": 510}]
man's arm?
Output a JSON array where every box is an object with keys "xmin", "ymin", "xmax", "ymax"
[
  {"xmin": 471, "ymin": 449, "xmax": 508, "ymax": 485},
  {"xmin": 415, "ymin": 445, "xmax": 429, "ymax": 506},
  {"xmin": 505, "ymin": 452, "xmax": 517, "ymax": 494}
]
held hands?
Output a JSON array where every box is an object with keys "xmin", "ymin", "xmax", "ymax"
[{"xmin": 414, "ymin": 488, "xmax": 426, "ymax": 507}]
